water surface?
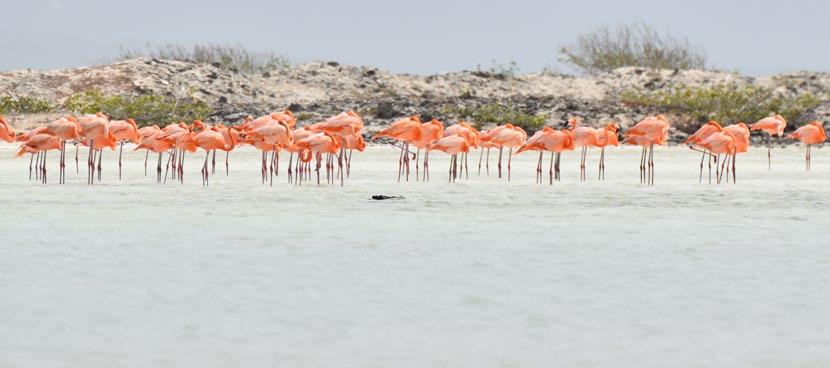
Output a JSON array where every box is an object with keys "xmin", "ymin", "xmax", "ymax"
[{"xmin": 1, "ymin": 144, "xmax": 828, "ymax": 367}]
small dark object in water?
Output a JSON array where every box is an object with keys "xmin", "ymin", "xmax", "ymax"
[{"xmin": 371, "ymin": 195, "xmax": 403, "ymax": 200}]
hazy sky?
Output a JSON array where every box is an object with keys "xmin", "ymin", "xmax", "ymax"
[{"xmin": 1, "ymin": 0, "xmax": 827, "ymax": 75}]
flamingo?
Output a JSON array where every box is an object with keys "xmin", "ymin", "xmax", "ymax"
[
  {"xmin": 443, "ymin": 121, "xmax": 479, "ymax": 180},
  {"xmin": 480, "ymin": 123, "xmax": 527, "ymax": 181},
  {"xmin": 16, "ymin": 126, "xmax": 49, "ymax": 180},
  {"xmin": 0, "ymin": 115, "xmax": 16, "ymax": 143},
  {"xmin": 42, "ymin": 116, "xmax": 81, "ymax": 184},
  {"xmin": 155, "ymin": 122, "xmax": 193, "ymax": 183},
  {"xmin": 15, "ymin": 134, "xmax": 61, "ymax": 184},
  {"xmin": 516, "ymin": 126, "xmax": 575, "ymax": 184},
  {"xmin": 244, "ymin": 115, "xmax": 292, "ymax": 185},
  {"xmin": 192, "ymin": 125, "xmax": 238, "ymax": 185},
  {"xmin": 77, "ymin": 112, "xmax": 111, "ymax": 185},
  {"xmin": 136, "ymin": 125, "xmax": 162, "ymax": 176},
  {"xmin": 623, "ymin": 115, "xmax": 669, "ymax": 185},
  {"xmin": 373, "ymin": 116, "xmax": 422, "ymax": 182},
  {"xmin": 569, "ymin": 119, "xmax": 598, "ymax": 182},
  {"xmin": 294, "ymin": 131, "xmax": 341, "ymax": 185},
  {"xmin": 429, "ymin": 135, "xmax": 470, "ymax": 183},
  {"xmin": 697, "ymin": 130, "xmax": 738, "ymax": 184},
  {"xmin": 477, "ymin": 130, "xmax": 497, "ymax": 176},
  {"xmin": 787, "ymin": 121, "xmax": 826, "ymax": 171},
  {"xmin": 77, "ymin": 132, "xmax": 119, "ymax": 182},
  {"xmin": 108, "ymin": 118, "xmax": 141, "ymax": 180},
  {"xmin": 722, "ymin": 123, "xmax": 750, "ymax": 182},
  {"xmin": 410, "ymin": 119, "xmax": 444, "ymax": 181},
  {"xmin": 306, "ymin": 111, "xmax": 364, "ymax": 185},
  {"xmin": 135, "ymin": 126, "xmax": 176, "ymax": 183},
  {"xmin": 686, "ymin": 120, "xmax": 723, "ymax": 183},
  {"xmin": 595, "ymin": 123, "xmax": 620, "ymax": 180},
  {"xmin": 286, "ymin": 127, "xmax": 315, "ymax": 184},
  {"xmin": 750, "ymin": 114, "xmax": 786, "ymax": 170}
]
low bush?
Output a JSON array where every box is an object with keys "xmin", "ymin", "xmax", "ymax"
[
  {"xmin": 118, "ymin": 43, "xmax": 290, "ymax": 73},
  {"xmin": 620, "ymin": 84, "xmax": 822, "ymax": 129},
  {"xmin": 62, "ymin": 91, "xmax": 211, "ymax": 125},
  {"xmin": 453, "ymin": 103, "xmax": 546, "ymax": 132},
  {"xmin": 559, "ymin": 22, "xmax": 706, "ymax": 74},
  {"xmin": 0, "ymin": 95, "xmax": 53, "ymax": 114}
]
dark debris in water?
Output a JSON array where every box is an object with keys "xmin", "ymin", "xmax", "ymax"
[{"xmin": 371, "ymin": 195, "xmax": 404, "ymax": 201}]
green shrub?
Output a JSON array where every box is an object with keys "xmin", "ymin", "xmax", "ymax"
[
  {"xmin": 559, "ymin": 22, "xmax": 706, "ymax": 74},
  {"xmin": 118, "ymin": 43, "xmax": 290, "ymax": 73},
  {"xmin": 453, "ymin": 103, "xmax": 546, "ymax": 132},
  {"xmin": 0, "ymin": 95, "xmax": 53, "ymax": 114},
  {"xmin": 475, "ymin": 60, "xmax": 520, "ymax": 79},
  {"xmin": 620, "ymin": 84, "xmax": 822, "ymax": 129},
  {"xmin": 62, "ymin": 91, "xmax": 211, "ymax": 126}
]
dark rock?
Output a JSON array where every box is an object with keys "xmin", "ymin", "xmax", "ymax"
[
  {"xmin": 371, "ymin": 195, "xmax": 402, "ymax": 200},
  {"xmin": 374, "ymin": 101, "xmax": 398, "ymax": 119}
]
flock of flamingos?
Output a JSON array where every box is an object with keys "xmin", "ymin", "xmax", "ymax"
[{"xmin": 0, "ymin": 111, "xmax": 826, "ymax": 186}]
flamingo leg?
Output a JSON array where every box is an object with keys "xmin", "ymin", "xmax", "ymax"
[
  {"xmin": 767, "ymin": 134, "xmax": 772, "ymax": 171},
  {"xmin": 448, "ymin": 154, "xmax": 453, "ymax": 183},
  {"xmin": 41, "ymin": 150, "xmax": 47, "ymax": 184},
  {"xmin": 464, "ymin": 152, "xmax": 469, "ymax": 179},
  {"xmin": 156, "ymin": 152, "xmax": 162, "ymax": 183},
  {"xmin": 179, "ymin": 149, "xmax": 185, "ymax": 184},
  {"xmin": 549, "ymin": 151, "xmax": 554, "ymax": 185},
  {"xmin": 225, "ymin": 151, "xmax": 229, "ymax": 176},
  {"xmin": 75, "ymin": 143, "xmax": 79, "ymax": 174},
  {"xmin": 96, "ymin": 149, "xmax": 103, "ymax": 182},
  {"xmin": 29, "ymin": 153, "xmax": 34, "ymax": 181},
  {"xmin": 708, "ymin": 150, "xmax": 713, "ymax": 184},
  {"xmin": 202, "ymin": 150, "xmax": 210, "ymax": 186},
  {"xmin": 405, "ymin": 143, "xmax": 411, "ymax": 182},
  {"xmin": 648, "ymin": 143, "xmax": 654, "ymax": 186},
  {"xmin": 536, "ymin": 151, "xmax": 543, "ymax": 184},
  {"xmin": 288, "ymin": 153, "xmax": 294, "ymax": 183},
  {"xmin": 732, "ymin": 150, "xmax": 737, "ymax": 184},
  {"xmin": 639, "ymin": 147, "xmax": 645, "ymax": 184},
  {"xmin": 163, "ymin": 149, "xmax": 173, "ymax": 183},
  {"xmin": 508, "ymin": 148, "xmax": 513, "ymax": 182},
  {"xmin": 579, "ymin": 147, "xmax": 585, "ymax": 182},
  {"xmin": 117, "ymin": 142, "xmax": 123, "ymax": 180},
  {"xmin": 316, "ymin": 153, "xmax": 322, "ymax": 186},
  {"xmin": 478, "ymin": 147, "xmax": 484, "ymax": 176},
  {"xmin": 555, "ymin": 152, "xmax": 561, "ymax": 181},
  {"xmin": 144, "ymin": 150, "xmax": 149, "ymax": 176},
  {"xmin": 415, "ymin": 148, "xmax": 420, "ymax": 181},
  {"xmin": 338, "ymin": 148, "xmax": 344, "ymax": 186},
  {"xmin": 170, "ymin": 148, "xmax": 176, "ymax": 181},
  {"xmin": 424, "ymin": 149, "xmax": 430, "ymax": 182},
  {"xmin": 398, "ymin": 144, "xmax": 404, "ymax": 183},
  {"xmin": 486, "ymin": 148, "xmax": 490, "ymax": 176},
  {"xmin": 269, "ymin": 151, "xmax": 274, "ymax": 186},
  {"xmin": 598, "ymin": 147, "xmax": 605, "ymax": 180},
  {"xmin": 88, "ymin": 139, "xmax": 95, "ymax": 185},
  {"xmin": 497, "ymin": 147, "xmax": 503, "ymax": 179},
  {"xmin": 347, "ymin": 149, "xmax": 353, "ymax": 178},
  {"xmin": 59, "ymin": 141, "xmax": 65, "ymax": 184},
  {"xmin": 211, "ymin": 150, "xmax": 216, "ymax": 175}
]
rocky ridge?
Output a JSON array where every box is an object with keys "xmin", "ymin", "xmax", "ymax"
[{"xmin": 2, "ymin": 58, "xmax": 827, "ymax": 141}]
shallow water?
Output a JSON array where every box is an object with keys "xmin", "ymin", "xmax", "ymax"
[{"xmin": 1, "ymin": 144, "xmax": 829, "ymax": 367}]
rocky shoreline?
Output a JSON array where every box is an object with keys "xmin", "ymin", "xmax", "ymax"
[{"xmin": 1, "ymin": 58, "xmax": 828, "ymax": 143}]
